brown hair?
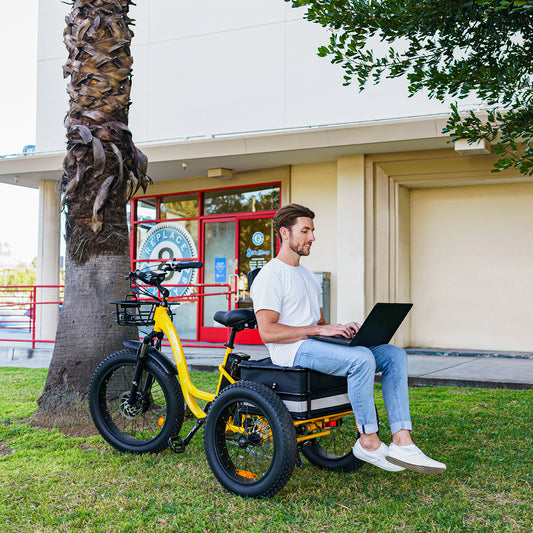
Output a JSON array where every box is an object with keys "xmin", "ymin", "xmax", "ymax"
[{"xmin": 273, "ymin": 203, "xmax": 315, "ymax": 241}]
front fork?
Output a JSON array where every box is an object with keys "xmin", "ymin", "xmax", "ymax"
[{"xmin": 128, "ymin": 331, "xmax": 164, "ymax": 405}]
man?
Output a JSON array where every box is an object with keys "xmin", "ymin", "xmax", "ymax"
[{"xmin": 250, "ymin": 203, "xmax": 446, "ymax": 474}]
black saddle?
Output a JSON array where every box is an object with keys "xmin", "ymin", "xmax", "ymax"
[{"xmin": 213, "ymin": 308, "xmax": 256, "ymax": 330}]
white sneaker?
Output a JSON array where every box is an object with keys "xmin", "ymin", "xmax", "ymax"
[
  {"xmin": 352, "ymin": 439, "xmax": 405, "ymax": 472},
  {"xmin": 386, "ymin": 443, "xmax": 446, "ymax": 474}
]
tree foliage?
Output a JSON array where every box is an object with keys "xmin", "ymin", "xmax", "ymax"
[
  {"xmin": 287, "ymin": 0, "xmax": 533, "ymax": 175},
  {"xmin": 0, "ymin": 261, "xmax": 37, "ymax": 286}
]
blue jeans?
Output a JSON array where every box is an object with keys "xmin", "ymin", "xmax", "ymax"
[{"xmin": 293, "ymin": 340, "xmax": 412, "ymax": 435}]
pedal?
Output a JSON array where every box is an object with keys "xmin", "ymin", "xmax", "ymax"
[{"xmin": 168, "ymin": 437, "xmax": 186, "ymax": 453}]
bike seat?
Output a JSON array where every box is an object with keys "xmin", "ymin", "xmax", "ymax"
[{"xmin": 213, "ymin": 309, "xmax": 257, "ymax": 329}]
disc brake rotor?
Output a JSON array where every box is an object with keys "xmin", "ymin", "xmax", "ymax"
[{"xmin": 119, "ymin": 392, "xmax": 143, "ymax": 419}]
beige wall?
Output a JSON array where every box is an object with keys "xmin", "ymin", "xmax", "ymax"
[
  {"xmin": 142, "ymin": 166, "xmax": 290, "ymax": 200},
  {"xmin": 290, "ymin": 156, "xmax": 367, "ymax": 324},
  {"xmin": 290, "ymin": 161, "xmax": 337, "ymax": 265},
  {"xmin": 290, "ymin": 161, "xmax": 339, "ymax": 321},
  {"xmin": 365, "ymin": 149, "xmax": 532, "ymax": 352},
  {"xmin": 337, "ymin": 156, "xmax": 366, "ymax": 323},
  {"xmin": 410, "ymin": 182, "xmax": 533, "ymax": 352}
]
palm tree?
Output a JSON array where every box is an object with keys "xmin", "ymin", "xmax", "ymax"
[{"xmin": 33, "ymin": 0, "xmax": 150, "ymax": 433}]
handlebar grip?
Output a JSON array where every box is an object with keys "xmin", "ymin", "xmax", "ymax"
[{"xmin": 170, "ymin": 260, "xmax": 203, "ymax": 271}]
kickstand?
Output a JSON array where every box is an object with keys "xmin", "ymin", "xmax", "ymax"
[{"xmin": 297, "ymin": 454, "xmax": 305, "ymax": 469}]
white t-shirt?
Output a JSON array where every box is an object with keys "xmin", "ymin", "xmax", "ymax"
[{"xmin": 250, "ymin": 257, "xmax": 322, "ymax": 366}]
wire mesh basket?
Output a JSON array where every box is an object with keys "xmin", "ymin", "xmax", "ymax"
[{"xmin": 112, "ymin": 297, "xmax": 157, "ymax": 327}]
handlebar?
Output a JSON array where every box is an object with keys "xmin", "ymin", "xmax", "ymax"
[
  {"xmin": 166, "ymin": 260, "xmax": 203, "ymax": 271},
  {"xmin": 127, "ymin": 260, "xmax": 203, "ymax": 296}
]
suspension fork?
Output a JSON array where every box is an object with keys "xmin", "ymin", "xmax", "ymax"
[{"xmin": 128, "ymin": 331, "xmax": 163, "ymax": 404}]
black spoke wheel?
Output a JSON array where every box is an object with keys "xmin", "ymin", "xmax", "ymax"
[
  {"xmin": 89, "ymin": 349, "xmax": 184, "ymax": 453},
  {"xmin": 301, "ymin": 413, "xmax": 364, "ymax": 472},
  {"xmin": 203, "ymin": 381, "xmax": 298, "ymax": 498}
]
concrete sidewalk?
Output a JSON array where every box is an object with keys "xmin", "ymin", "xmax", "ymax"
[{"xmin": 1, "ymin": 342, "xmax": 533, "ymax": 390}]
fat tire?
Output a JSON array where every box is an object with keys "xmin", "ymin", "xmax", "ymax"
[
  {"xmin": 89, "ymin": 349, "xmax": 184, "ymax": 453},
  {"xmin": 203, "ymin": 381, "xmax": 298, "ymax": 498},
  {"xmin": 301, "ymin": 413, "xmax": 364, "ymax": 472}
]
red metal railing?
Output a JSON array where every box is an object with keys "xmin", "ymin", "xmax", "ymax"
[
  {"xmin": 0, "ymin": 283, "xmax": 234, "ymax": 350},
  {"xmin": 0, "ymin": 285, "xmax": 64, "ymax": 349}
]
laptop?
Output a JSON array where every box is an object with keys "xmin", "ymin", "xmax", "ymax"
[{"xmin": 307, "ymin": 302, "xmax": 412, "ymax": 347}]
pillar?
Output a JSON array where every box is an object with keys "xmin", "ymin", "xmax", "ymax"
[
  {"xmin": 36, "ymin": 180, "xmax": 61, "ymax": 342},
  {"xmin": 336, "ymin": 155, "xmax": 366, "ymax": 323}
]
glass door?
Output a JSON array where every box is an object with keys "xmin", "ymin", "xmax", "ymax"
[
  {"xmin": 200, "ymin": 219, "xmax": 237, "ymax": 342},
  {"xmin": 237, "ymin": 217, "xmax": 276, "ymax": 301},
  {"xmin": 199, "ymin": 215, "xmax": 276, "ymax": 344},
  {"xmin": 234, "ymin": 216, "xmax": 276, "ymax": 343}
]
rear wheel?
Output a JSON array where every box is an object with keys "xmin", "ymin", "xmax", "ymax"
[
  {"xmin": 301, "ymin": 413, "xmax": 364, "ymax": 472},
  {"xmin": 89, "ymin": 349, "xmax": 184, "ymax": 453},
  {"xmin": 203, "ymin": 381, "xmax": 298, "ymax": 498}
]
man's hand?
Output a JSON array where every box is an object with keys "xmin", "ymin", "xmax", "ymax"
[
  {"xmin": 319, "ymin": 321, "xmax": 361, "ymax": 339},
  {"xmin": 255, "ymin": 309, "xmax": 361, "ymax": 344}
]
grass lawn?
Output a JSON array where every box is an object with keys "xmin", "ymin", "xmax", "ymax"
[{"xmin": 0, "ymin": 367, "xmax": 531, "ymax": 532}]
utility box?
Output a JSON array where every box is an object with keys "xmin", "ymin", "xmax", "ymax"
[{"xmin": 314, "ymin": 271, "xmax": 331, "ymax": 323}]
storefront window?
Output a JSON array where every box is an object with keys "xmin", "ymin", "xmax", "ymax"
[
  {"xmin": 126, "ymin": 202, "xmax": 131, "ymax": 230},
  {"xmin": 203, "ymin": 184, "xmax": 280, "ymax": 215},
  {"xmin": 137, "ymin": 198, "xmax": 157, "ymax": 221},
  {"xmin": 239, "ymin": 218, "xmax": 275, "ymax": 274},
  {"xmin": 136, "ymin": 220, "xmax": 199, "ymax": 259},
  {"xmin": 136, "ymin": 223, "xmax": 150, "ymax": 255},
  {"xmin": 202, "ymin": 220, "xmax": 236, "ymax": 327},
  {"xmin": 131, "ymin": 182, "xmax": 279, "ymax": 342},
  {"xmin": 161, "ymin": 193, "xmax": 199, "ymax": 219},
  {"xmin": 135, "ymin": 217, "xmax": 200, "ymax": 341}
]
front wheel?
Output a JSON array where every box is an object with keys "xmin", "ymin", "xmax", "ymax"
[
  {"xmin": 301, "ymin": 413, "xmax": 364, "ymax": 472},
  {"xmin": 203, "ymin": 381, "xmax": 298, "ymax": 498},
  {"xmin": 89, "ymin": 349, "xmax": 184, "ymax": 453}
]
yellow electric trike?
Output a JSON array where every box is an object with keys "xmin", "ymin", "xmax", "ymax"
[{"xmin": 88, "ymin": 260, "xmax": 363, "ymax": 498}]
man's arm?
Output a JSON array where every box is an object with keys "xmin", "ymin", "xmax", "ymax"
[
  {"xmin": 317, "ymin": 309, "xmax": 360, "ymax": 332},
  {"xmin": 256, "ymin": 309, "xmax": 360, "ymax": 344}
]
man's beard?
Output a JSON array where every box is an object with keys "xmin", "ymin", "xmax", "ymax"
[{"xmin": 289, "ymin": 240, "xmax": 310, "ymax": 256}]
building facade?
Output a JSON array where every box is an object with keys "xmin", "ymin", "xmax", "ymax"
[{"xmin": 1, "ymin": 0, "xmax": 532, "ymax": 351}]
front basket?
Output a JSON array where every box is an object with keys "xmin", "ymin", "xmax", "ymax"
[{"xmin": 112, "ymin": 297, "xmax": 156, "ymax": 327}]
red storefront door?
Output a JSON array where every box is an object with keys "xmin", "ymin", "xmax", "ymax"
[{"xmin": 199, "ymin": 214, "xmax": 276, "ymax": 344}]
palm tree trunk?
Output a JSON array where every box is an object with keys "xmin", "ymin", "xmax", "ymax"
[
  {"xmin": 33, "ymin": 0, "xmax": 150, "ymax": 434},
  {"xmin": 33, "ymin": 254, "xmax": 136, "ymax": 433}
]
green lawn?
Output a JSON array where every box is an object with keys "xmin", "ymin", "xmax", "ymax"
[{"xmin": 0, "ymin": 367, "xmax": 531, "ymax": 532}]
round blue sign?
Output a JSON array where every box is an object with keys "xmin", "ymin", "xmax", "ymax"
[
  {"xmin": 252, "ymin": 231, "xmax": 264, "ymax": 246},
  {"xmin": 138, "ymin": 222, "xmax": 198, "ymax": 298}
]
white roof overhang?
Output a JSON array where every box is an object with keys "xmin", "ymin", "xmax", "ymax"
[{"xmin": 0, "ymin": 114, "xmax": 451, "ymax": 189}]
